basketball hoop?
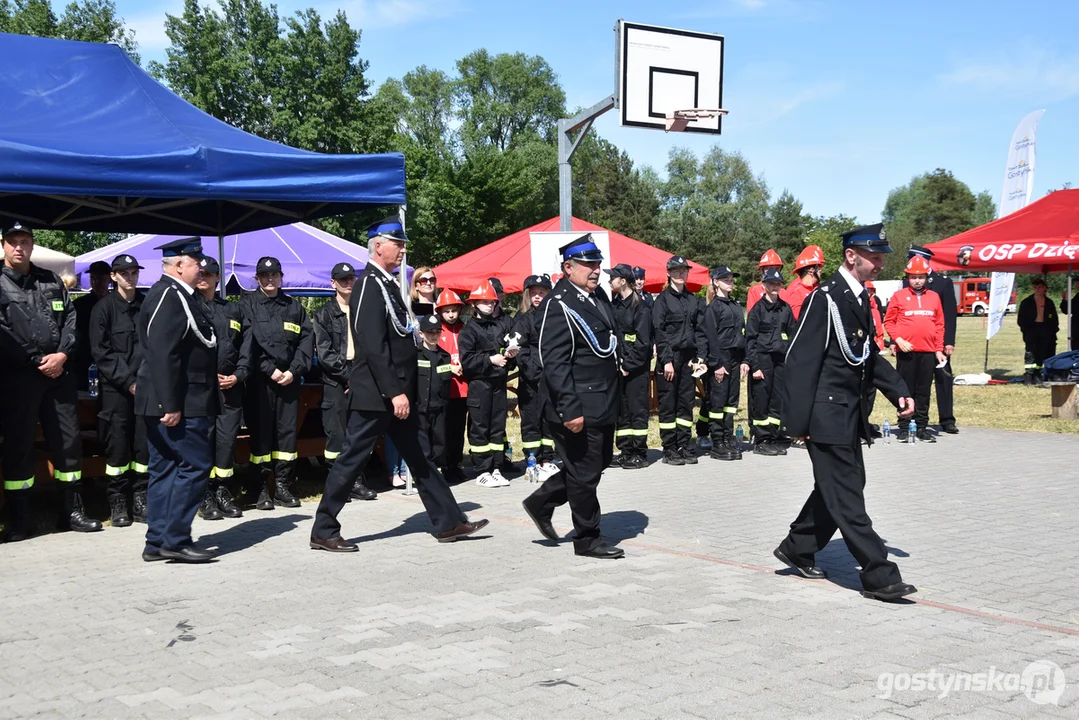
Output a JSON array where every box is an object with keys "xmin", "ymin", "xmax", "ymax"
[{"xmin": 665, "ymin": 108, "xmax": 728, "ymax": 133}]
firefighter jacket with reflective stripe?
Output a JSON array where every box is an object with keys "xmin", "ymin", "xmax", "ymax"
[
  {"xmin": 697, "ymin": 294, "xmax": 746, "ymax": 368},
  {"xmin": 89, "ymin": 289, "xmax": 144, "ymax": 391},
  {"xmin": 417, "ymin": 345, "xmax": 452, "ymax": 413},
  {"xmin": 0, "ymin": 263, "xmax": 77, "ymax": 369},
  {"xmin": 745, "ymin": 295, "xmax": 794, "ymax": 373},
  {"xmin": 240, "ymin": 290, "xmax": 313, "ymax": 378}
]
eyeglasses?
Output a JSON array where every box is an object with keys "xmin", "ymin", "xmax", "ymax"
[{"xmin": 417, "ymin": 276, "xmax": 436, "ymax": 285}]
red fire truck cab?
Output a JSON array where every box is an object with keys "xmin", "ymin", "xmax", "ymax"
[{"xmin": 954, "ymin": 277, "xmax": 1017, "ymax": 316}]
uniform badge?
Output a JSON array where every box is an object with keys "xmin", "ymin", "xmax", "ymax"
[
  {"xmin": 879, "ymin": 228, "xmax": 887, "ymax": 240},
  {"xmin": 857, "ymin": 329, "xmax": 864, "ymax": 338}
]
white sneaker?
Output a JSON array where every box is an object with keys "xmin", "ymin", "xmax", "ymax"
[
  {"xmin": 475, "ymin": 472, "xmax": 501, "ymax": 488},
  {"xmin": 491, "ymin": 469, "xmax": 511, "ymax": 487},
  {"xmin": 537, "ymin": 462, "xmax": 560, "ymax": 482}
]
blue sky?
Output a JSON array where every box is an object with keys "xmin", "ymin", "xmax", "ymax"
[{"xmin": 116, "ymin": 0, "xmax": 1078, "ymax": 223}]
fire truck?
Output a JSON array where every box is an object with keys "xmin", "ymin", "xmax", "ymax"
[{"xmin": 953, "ymin": 277, "xmax": 1017, "ymax": 316}]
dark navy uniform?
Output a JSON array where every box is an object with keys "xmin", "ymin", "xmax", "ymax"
[
  {"xmin": 697, "ymin": 268, "xmax": 746, "ymax": 459},
  {"xmin": 416, "ymin": 335, "xmax": 452, "ymax": 469},
  {"xmin": 745, "ymin": 272, "xmax": 795, "ymax": 451},
  {"xmin": 652, "ymin": 258, "xmax": 701, "ymax": 463},
  {"xmin": 609, "ymin": 266, "xmax": 653, "ymax": 468},
  {"xmin": 776, "ymin": 224, "xmax": 914, "ymax": 599},
  {"xmin": 514, "ymin": 275, "xmax": 556, "ymax": 466}
]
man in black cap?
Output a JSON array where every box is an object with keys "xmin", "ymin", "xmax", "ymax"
[
  {"xmin": 241, "ymin": 256, "xmax": 313, "ymax": 510},
  {"xmin": 73, "ymin": 260, "xmax": 113, "ymax": 390},
  {"xmin": 903, "ymin": 244, "xmax": 959, "ymax": 434},
  {"xmin": 0, "ymin": 223, "xmax": 102, "ymax": 541},
  {"xmin": 607, "ymin": 263, "xmax": 652, "ymax": 469},
  {"xmin": 311, "ymin": 217, "xmax": 487, "ymax": 551},
  {"xmin": 195, "ymin": 257, "xmax": 247, "ymax": 520},
  {"xmin": 89, "ymin": 254, "xmax": 148, "ymax": 527},
  {"xmin": 312, "ymin": 262, "xmax": 376, "ymax": 502},
  {"xmin": 633, "ymin": 266, "xmax": 654, "ymax": 309},
  {"xmin": 775, "ymin": 223, "xmax": 917, "ymax": 601},
  {"xmin": 136, "ymin": 237, "xmax": 219, "ymax": 562},
  {"xmin": 522, "ymin": 234, "xmax": 623, "ymax": 559}
]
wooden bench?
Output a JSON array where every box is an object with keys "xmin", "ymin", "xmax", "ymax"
[{"xmin": 1047, "ymin": 381, "xmax": 1078, "ymax": 420}]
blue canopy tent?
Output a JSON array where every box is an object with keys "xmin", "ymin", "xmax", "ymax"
[{"xmin": 0, "ymin": 33, "xmax": 406, "ymax": 240}]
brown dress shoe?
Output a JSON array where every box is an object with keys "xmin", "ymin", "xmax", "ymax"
[
  {"xmin": 436, "ymin": 518, "xmax": 490, "ymax": 543},
  {"xmin": 309, "ymin": 536, "xmax": 359, "ymax": 553}
]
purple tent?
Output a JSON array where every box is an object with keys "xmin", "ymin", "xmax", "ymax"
[{"xmin": 74, "ymin": 223, "xmax": 408, "ymax": 294}]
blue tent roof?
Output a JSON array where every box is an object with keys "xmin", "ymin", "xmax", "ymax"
[{"xmin": 0, "ymin": 33, "xmax": 406, "ymax": 235}]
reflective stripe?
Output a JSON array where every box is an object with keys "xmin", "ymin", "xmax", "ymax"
[
  {"xmin": 283, "ymin": 321, "xmax": 301, "ymax": 334},
  {"xmin": 629, "ymin": 429, "xmax": 649, "ymax": 436},
  {"xmin": 104, "ymin": 464, "xmax": 130, "ymax": 476},
  {"xmin": 675, "ymin": 418, "xmax": 693, "ymax": 427},
  {"xmin": 697, "ymin": 413, "xmax": 708, "ymax": 423},
  {"xmin": 709, "ymin": 411, "xmax": 726, "ymax": 419},
  {"xmin": 615, "ymin": 429, "xmax": 634, "ymax": 437},
  {"xmin": 54, "ymin": 469, "xmax": 81, "ymax": 482},
  {"xmin": 624, "ymin": 333, "xmax": 637, "ymax": 342},
  {"xmin": 272, "ymin": 451, "xmax": 298, "ymax": 461},
  {"xmin": 658, "ymin": 422, "xmax": 677, "ymax": 430},
  {"xmin": 417, "ymin": 359, "xmax": 432, "ymax": 368},
  {"xmin": 1024, "ymin": 363, "xmax": 1041, "ymax": 369},
  {"xmin": 723, "ymin": 406, "xmax": 738, "ymax": 414},
  {"xmin": 131, "ymin": 463, "xmax": 148, "ymax": 474},
  {"xmin": 767, "ymin": 417, "xmax": 782, "ymax": 425},
  {"xmin": 520, "ymin": 440, "xmax": 542, "ymax": 449},
  {"xmin": 470, "ymin": 443, "xmax": 504, "ymax": 453},
  {"xmin": 752, "ymin": 419, "xmax": 771, "ymax": 426},
  {"xmin": 437, "ymin": 364, "xmax": 453, "ymax": 374},
  {"xmin": 541, "ymin": 439, "xmax": 556, "ymax": 447},
  {"xmin": 212, "ymin": 466, "xmax": 235, "ymax": 478},
  {"xmin": 781, "ymin": 332, "xmax": 788, "ymax": 340},
  {"xmin": 229, "ymin": 319, "xmax": 241, "ymax": 332},
  {"xmin": 4, "ymin": 478, "xmax": 33, "ymax": 490},
  {"xmin": 323, "ymin": 449, "xmax": 340, "ymax": 460},
  {"xmin": 250, "ymin": 453, "xmax": 273, "ymax": 464}
]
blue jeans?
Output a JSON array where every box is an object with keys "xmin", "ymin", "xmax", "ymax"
[
  {"xmin": 144, "ymin": 416, "xmax": 212, "ymax": 551},
  {"xmin": 385, "ymin": 435, "xmax": 407, "ymax": 477}
]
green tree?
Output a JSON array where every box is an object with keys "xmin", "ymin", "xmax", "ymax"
[
  {"xmin": 803, "ymin": 214, "xmax": 859, "ymax": 279},
  {"xmin": 972, "ymin": 190, "xmax": 996, "ymax": 227},
  {"xmin": 571, "ymin": 134, "xmax": 661, "ymax": 246},
  {"xmin": 769, "ymin": 189, "xmax": 808, "ymax": 268}
]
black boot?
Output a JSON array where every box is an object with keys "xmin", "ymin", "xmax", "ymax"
[
  {"xmin": 662, "ymin": 448, "xmax": 685, "ymax": 466},
  {"xmin": 256, "ymin": 478, "xmax": 274, "ymax": 511},
  {"xmin": 198, "ymin": 488, "xmax": 224, "ymax": 520},
  {"xmin": 349, "ymin": 475, "xmax": 377, "ymax": 501},
  {"xmin": 132, "ymin": 489, "xmax": 148, "ymax": 523},
  {"xmin": 4, "ymin": 491, "xmax": 32, "ymax": 542},
  {"xmin": 680, "ymin": 445, "xmax": 699, "ymax": 465},
  {"xmin": 215, "ymin": 485, "xmax": 243, "ymax": 518},
  {"xmin": 109, "ymin": 494, "xmax": 132, "ymax": 527},
  {"xmin": 273, "ymin": 478, "xmax": 301, "ymax": 508},
  {"xmin": 59, "ymin": 484, "xmax": 103, "ymax": 533}
]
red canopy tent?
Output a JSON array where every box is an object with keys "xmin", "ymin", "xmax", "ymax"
[
  {"xmin": 434, "ymin": 217, "xmax": 710, "ymax": 294},
  {"xmin": 925, "ymin": 189, "xmax": 1079, "ymax": 274}
]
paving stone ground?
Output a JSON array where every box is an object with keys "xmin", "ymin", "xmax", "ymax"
[{"xmin": 2, "ymin": 427, "xmax": 1078, "ymax": 718}]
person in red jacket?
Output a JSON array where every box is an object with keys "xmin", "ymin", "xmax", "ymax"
[
  {"xmin": 746, "ymin": 249, "xmax": 783, "ymax": 313},
  {"xmin": 436, "ymin": 289, "xmax": 469, "ymax": 483},
  {"xmin": 863, "ymin": 280, "xmax": 888, "ymax": 438},
  {"xmin": 782, "ymin": 245, "xmax": 824, "ymax": 320},
  {"xmin": 884, "ymin": 256, "xmax": 945, "ymax": 443}
]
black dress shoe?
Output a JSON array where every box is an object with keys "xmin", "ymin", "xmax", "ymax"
[
  {"xmin": 309, "ymin": 536, "xmax": 359, "ymax": 552},
  {"xmin": 863, "ymin": 582, "xmax": 918, "ymax": 601},
  {"xmin": 574, "ymin": 543, "xmax": 625, "ymax": 559},
  {"xmin": 522, "ymin": 500, "xmax": 558, "ymax": 541},
  {"xmin": 142, "ymin": 547, "xmax": 168, "ymax": 562},
  {"xmin": 941, "ymin": 423, "xmax": 959, "ymax": 434},
  {"xmin": 436, "ymin": 518, "xmax": 490, "ymax": 543},
  {"xmin": 915, "ymin": 430, "xmax": 936, "ymax": 444},
  {"xmin": 160, "ymin": 546, "xmax": 216, "ymax": 563},
  {"xmin": 349, "ymin": 482, "xmax": 377, "ymax": 501},
  {"xmin": 773, "ymin": 548, "xmax": 827, "ymax": 579}
]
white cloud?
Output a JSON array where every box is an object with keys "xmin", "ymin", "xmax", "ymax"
[
  {"xmin": 738, "ymin": 80, "xmax": 843, "ymax": 128},
  {"xmin": 941, "ymin": 48, "xmax": 1079, "ymax": 102}
]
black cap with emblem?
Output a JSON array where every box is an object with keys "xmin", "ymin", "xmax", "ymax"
[
  {"xmin": 841, "ymin": 223, "xmax": 893, "ymax": 254},
  {"xmin": 332, "ymin": 262, "xmax": 356, "ymax": 280},
  {"xmin": 155, "ymin": 236, "xmax": 207, "ymax": 260},
  {"xmin": 419, "ymin": 314, "xmax": 442, "ymax": 333},
  {"xmin": 761, "ymin": 268, "xmax": 784, "ymax": 283},
  {"xmin": 907, "ymin": 244, "xmax": 934, "ymax": 260},
  {"xmin": 111, "ymin": 254, "xmax": 144, "ymax": 272},
  {"xmin": 559, "ymin": 234, "xmax": 604, "ymax": 263},
  {"xmin": 88, "ymin": 260, "xmax": 112, "ymax": 275},
  {"xmin": 667, "ymin": 255, "xmax": 690, "ymax": 271},
  {"xmin": 199, "ymin": 257, "xmax": 221, "ymax": 275},
  {"xmin": 710, "ymin": 265, "xmax": 739, "ymax": 280},
  {"xmin": 523, "ymin": 274, "xmax": 553, "ymax": 291},
  {"xmin": 604, "ymin": 263, "xmax": 636, "ymax": 282},
  {"xmin": 1, "ymin": 221, "xmax": 33, "ymax": 240},
  {"xmin": 255, "ymin": 256, "xmax": 282, "ymax": 274}
]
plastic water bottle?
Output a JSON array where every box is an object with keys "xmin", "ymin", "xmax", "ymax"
[
  {"xmin": 735, "ymin": 424, "xmax": 745, "ymax": 449},
  {"xmin": 882, "ymin": 419, "xmax": 891, "ymax": 444},
  {"xmin": 88, "ymin": 363, "xmax": 99, "ymax": 397},
  {"xmin": 526, "ymin": 453, "xmax": 537, "ymax": 483},
  {"xmin": 504, "ymin": 439, "xmax": 513, "ymax": 462},
  {"xmin": 908, "ymin": 420, "xmax": 916, "ymax": 445}
]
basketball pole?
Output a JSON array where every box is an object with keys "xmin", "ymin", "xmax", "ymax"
[{"xmin": 557, "ymin": 21, "xmax": 622, "ymax": 232}]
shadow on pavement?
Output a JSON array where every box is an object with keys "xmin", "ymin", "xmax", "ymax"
[
  {"xmin": 199, "ymin": 513, "xmax": 307, "ymax": 556},
  {"xmin": 603, "ymin": 510, "xmax": 650, "ymax": 543}
]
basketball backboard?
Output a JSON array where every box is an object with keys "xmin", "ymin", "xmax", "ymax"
[{"xmin": 618, "ymin": 20, "xmax": 725, "ymax": 134}]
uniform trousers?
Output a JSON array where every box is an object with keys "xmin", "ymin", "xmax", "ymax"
[
  {"xmin": 312, "ymin": 408, "xmax": 466, "ymax": 540},
  {"xmin": 99, "ymin": 387, "xmax": 149, "ymax": 497},
  {"xmin": 708, "ymin": 362, "xmax": 741, "ymax": 445},
  {"xmin": 616, "ymin": 369, "xmax": 650, "ymax": 458},
  {"xmin": 143, "ymin": 415, "xmax": 212, "ymax": 552},
  {"xmin": 1, "ymin": 369, "xmax": 82, "ymax": 492},
  {"xmin": 777, "ymin": 440, "xmax": 902, "ymax": 591},
  {"xmin": 895, "ymin": 351, "xmax": 935, "ymax": 431},
  {"xmin": 210, "ymin": 386, "xmax": 244, "ymax": 482},
  {"xmin": 525, "ymin": 421, "xmax": 614, "ymax": 552},
  {"xmin": 466, "ymin": 379, "xmax": 506, "ymax": 474},
  {"xmin": 656, "ymin": 350, "xmax": 696, "ymax": 451},
  {"xmin": 245, "ymin": 375, "xmax": 299, "ymax": 485},
  {"xmin": 321, "ymin": 382, "xmax": 348, "ymax": 463},
  {"xmin": 749, "ymin": 353, "xmax": 785, "ymax": 443},
  {"xmin": 517, "ymin": 380, "xmax": 555, "ymax": 463},
  {"xmin": 933, "ymin": 358, "xmax": 955, "ymax": 426},
  {"xmin": 444, "ymin": 397, "xmax": 468, "ymax": 471},
  {"xmin": 418, "ymin": 407, "xmax": 446, "ymax": 468},
  {"xmin": 1023, "ymin": 330, "xmax": 1057, "ymax": 378}
]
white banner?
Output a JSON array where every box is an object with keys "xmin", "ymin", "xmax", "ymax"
[{"xmin": 988, "ymin": 109, "xmax": 1044, "ymax": 340}]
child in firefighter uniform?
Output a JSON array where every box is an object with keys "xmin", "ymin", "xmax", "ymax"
[
  {"xmin": 697, "ymin": 266, "xmax": 748, "ymax": 461},
  {"xmin": 746, "ymin": 249, "xmax": 784, "ymax": 313},
  {"xmin": 745, "ymin": 268, "xmax": 795, "ymax": 456},
  {"xmin": 459, "ymin": 280, "xmax": 518, "ymax": 487},
  {"xmin": 416, "ymin": 314, "xmax": 453, "ymax": 469},
  {"xmin": 436, "ymin": 290, "xmax": 469, "ymax": 483},
  {"xmin": 607, "ymin": 263, "xmax": 653, "ymax": 469},
  {"xmin": 884, "ymin": 255, "xmax": 945, "ymax": 443},
  {"xmin": 783, "ymin": 245, "xmax": 824, "ymax": 320},
  {"xmin": 514, "ymin": 274, "xmax": 559, "ymax": 479},
  {"xmin": 652, "ymin": 255, "xmax": 702, "ymax": 465}
]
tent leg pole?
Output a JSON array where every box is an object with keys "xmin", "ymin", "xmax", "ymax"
[
  {"xmin": 218, "ymin": 234, "xmax": 225, "ymax": 298},
  {"xmin": 984, "ymin": 339, "xmax": 989, "ymax": 375}
]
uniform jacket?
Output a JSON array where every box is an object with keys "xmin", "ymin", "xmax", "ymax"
[
  {"xmin": 904, "ymin": 270, "xmax": 957, "ymax": 347},
  {"xmin": 0, "ymin": 263, "xmax": 77, "ymax": 370},
  {"xmin": 513, "ymin": 307, "xmax": 543, "ymax": 388},
  {"xmin": 240, "ymin": 289, "xmax": 313, "ymax": 379},
  {"xmin": 782, "ymin": 279, "xmax": 817, "ymax": 320},
  {"xmin": 135, "ymin": 275, "xmax": 219, "ymax": 418},
  {"xmin": 312, "ymin": 300, "xmax": 352, "ymax": 388},
  {"xmin": 536, "ymin": 277, "xmax": 619, "ymax": 426},
  {"xmin": 72, "ymin": 292, "xmax": 102, "ymax": 382},
  {"xmin": 611, "ymin": 292, "xmax": 653, "ymax": 374},
  {"xmin": 89, "ymin": 289, "xmax": 144, "ymax": 393},
  {"xmin": 459, "ymin": 309, "xmax": 516, "ymax": 384},
  {"xmin": 697, "ymin": 294, "xmax": 746, "ymax": 368},
  {"xmin": 417, "ymin": 344, "xmax": 452, "ymax": 413},
  {"xmin": 346, "ymin": 264, "xmax": 419, "ymax": 412},
  {"xmin": 782, "ymin": 271, "xmax": 908, "ymax": 445},
  {"xmin": 1018, "ymin": 295, "xmax": 1059, "ymax": 339},
  {"xmin": 884, "ymin": 288, "xmax": 944, "ymax": 353},
  {"xmin": 746, "ymin": 295, "xmax": 794, "ymax": 372},
  {"xmin": 638, "ymin": 290, "xmax": 655, "ymax": 310},
  {"xmin": 745, "ymin": 282, "xmax": 766, "ymax": 314},
  {"xmin": 652, "ymin": 285, "xmax": 700, "ymax": 364},
  {"xmin": 203, "ymin": 295, "xmax": 248, "ymax": 381},
  {"xmin": 438, "ymin": 319, "xmax": 468, "ymax": 399}
]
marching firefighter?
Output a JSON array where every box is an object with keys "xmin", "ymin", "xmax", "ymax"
[
  {"xmin": 88, "ymin": 254, "xmax": 148, "ymax": 526},
  {"xmin": 698, "ymin": 266, "xmax": 748, "ymax": 461},
  {"xmin": 0, "ymin": 223, "xmax": 101, "ymax": 540},
  {"xmin": 195, "ymin": 257, "xmax": 249, "ymax": 518},
  {"xmin": 72, "ymin": 260, "xmax": 112, "ymax": 390},
  {"xmin": 1017, "ymin": 278, "xmax": 1058, "ymax": 385},
  {"xmin": 416, "ymin": 314, "xmax": 453, "ymax": 468},
  {"xmin": 241, "ymin": 256, "xmax": 314, "ymax": 509},
  {"xmin": 607, "ymin": 263, "xmax": 653, "ymax": 469},
  {"xmin": 745, "ymin": 268, "xmax": 795, "ymax": 456},
  {"xmin": 746, "ymin": 249, "xmax": 784, "ymax": 313},
  {"xmin": 459, "ymin": 279, "xmax": 518, "ymax": 487},
  {"xmin": 436, "ymin": 289, "xmax": 469, "ymax": 483},
  {"xmin": 783, "ymin": 245, "xmax": 825, "ymax": 320},
  {"xmin": 653, "ymin": 256, "xmax": 702, "ymax": 465},
  {"xmin": 312, "ymin": 262, "xmax": 376, "ymax": 502},
  {"xmin": 514, "ymin": 274, "xmax": 559, "ymax": 479}
]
